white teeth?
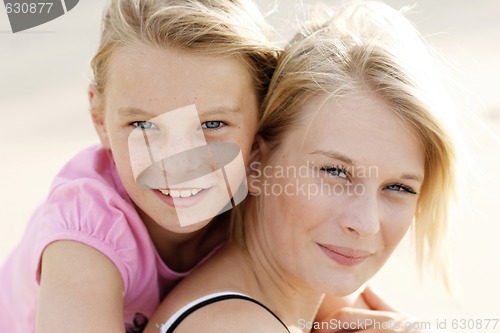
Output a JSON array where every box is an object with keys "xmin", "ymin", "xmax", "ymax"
[
  {"xmin": 191, "ymin": 189, "xmax": 202, "ymax": 196},
  {"xmin": 159, "ymin": 189, "xmax": 203, "ymax": 198},
  {"xmin": 169, "ymin": 190, "xmax": 181, "ymax": 198},
  {"xmin": 180, "ymin": 190, "xmax": 191, "ymax": 198}
]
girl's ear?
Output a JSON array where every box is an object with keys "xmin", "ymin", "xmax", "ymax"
[
  {"xmin": 247, "ymin": 135, "xmax": 269, "ymax": 194},
  {"xmin": 88, "ymin": 84, "xmax": 111, "ymax": 149}
]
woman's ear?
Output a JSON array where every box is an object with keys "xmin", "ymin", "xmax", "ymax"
[
  {"xmin": 88, "ymin": 84, "xmax": 111, "ymax": 149},
  {"xmin": 247, "ymin": 135, "xmax": 269, "ymax": 170},
  {"xmin": 247, "ymin": 135, "xmax": 269, "ymax": 194}
]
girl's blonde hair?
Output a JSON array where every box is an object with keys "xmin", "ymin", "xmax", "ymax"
[
  {"xmin": 239, "ymin": 1, "xmax": 455, "ymax": 284},
  {"xmin": 91, "ymin": 0, "xmax": 278, "ymax": 104}
]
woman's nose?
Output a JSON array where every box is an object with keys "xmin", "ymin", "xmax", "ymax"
[{"xmin": 338, "ymin": 189, "xmax": 380, "ymax": 238}]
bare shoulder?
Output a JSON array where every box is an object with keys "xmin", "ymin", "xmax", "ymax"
[
  {"xmin": 157, "ymin": 297, "xmax": 289, "ymax": 333},
  {"xmin": 38, "ymin": 240, "xmax": 124, "ymax": 333},
  {"xmin": 144, "ymin": 247, "xmax": 281, "ymax": 333},
  {"xmin": 40, "ymin": 240, "xmax": 123, "ymax": 289}
]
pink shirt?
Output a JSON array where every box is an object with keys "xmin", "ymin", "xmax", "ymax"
[{"xmin": 0, "ymin": 145, "xmax": 216, "ymax": 333}]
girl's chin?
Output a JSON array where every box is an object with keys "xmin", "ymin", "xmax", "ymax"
[{"xmin": 158, "ymin": 217, "xmax": 213, "ymax": 234}]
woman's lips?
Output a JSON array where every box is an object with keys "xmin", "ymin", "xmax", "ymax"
[{"xmin": 318, "ymin": 243, "xmax": 372, "ymax": 266}]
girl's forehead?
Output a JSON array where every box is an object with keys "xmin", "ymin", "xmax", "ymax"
[
  {"xmin": 108, "ymin": 44, "xmax": 251, "ymax": 76},
  {"xmin": 104, "ymin": 45, "xmax": 257, "ymax": 109}
]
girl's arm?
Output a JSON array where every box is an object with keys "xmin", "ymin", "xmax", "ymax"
[{"xmin": 37, "ymin": 240, "xmax": 125, "ymax": 333}]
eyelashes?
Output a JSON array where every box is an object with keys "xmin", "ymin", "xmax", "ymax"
[
  {"xmin": 129, "ymin": 120, "xmax": 226, "ymax": 131},
  {"xmin": 320, "ymin": 164, "xmax": 350, "ymax": 180},
  {"xmin": 201, "ymin": 120, "xmax": 225, "ymax": 131},
  {"xmin": 384, "ymin": 183, "xmax": 418, "ymax": 195},
  {"xmin": 319, "ymin": 164, "xmax": 418, "ymax": 195},
  {"xmin": 130, "ymin": 121, "xmax": 159, "ymax": 130}
]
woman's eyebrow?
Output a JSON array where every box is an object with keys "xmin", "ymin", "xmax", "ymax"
[
  {"xmin": 311, "ymin": 150, "xmax": 423, "ymax": 183},
  {"xmin": 399, "ymin": 173, "xmax": 423, "ymax": 183},
  {"xmin": 309, "ymin": 149, "xmax": 356, "ymax": 166}
]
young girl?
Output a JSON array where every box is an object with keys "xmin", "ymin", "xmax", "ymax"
[
  {"xmin": 143, "ymin": 1, "xmax": 456, "ymax": 332},
  {"xmin": 0, "ymin": 0, "xmax": 277, "ymax": 332}
]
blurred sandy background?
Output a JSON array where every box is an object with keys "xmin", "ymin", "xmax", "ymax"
[{"xmin": 1, "ymin": 1, "xmax": 499, "ymax": 331}]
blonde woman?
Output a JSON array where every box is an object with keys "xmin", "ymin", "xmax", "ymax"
[
  {"xmin": 145, "ymin": 1, "xmax": 455, "ymax": 332},
  {"xmin": 0, "ymin": 0, "xmax": 278, "ymax": 332}
]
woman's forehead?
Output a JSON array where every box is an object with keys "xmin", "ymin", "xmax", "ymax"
[{"xmin": 283, "ymin": 92, "xmax": 424, "ymax": 172}]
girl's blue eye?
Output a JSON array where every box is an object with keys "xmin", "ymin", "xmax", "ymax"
[
  {"xmin": 131, "ymin": 121, "xmax": 158, "ymax": 130},
  {"xmin": 320, "ymin": 165, "xmax": 349, "ymax": 179},
  {"xmin": 202, "ymin": 121, "xmax": 225, "ymax": 130},
  {"xmin": 386, "ymin": 183, "xmax": 417, "ymax": 195}
]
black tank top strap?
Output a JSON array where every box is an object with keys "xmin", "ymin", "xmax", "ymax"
[{"xmin": 158, "ymin": 292, "xmax": 290, "ymax": 333}]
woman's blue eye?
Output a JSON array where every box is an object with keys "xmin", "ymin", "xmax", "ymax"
[
  {"xmin": 320, "ymin": 165, "xmax": 349, "ymax": 179},
  {"xmin": 131, "ymin": 121, "xmax": 158, "ymax": 130},
  {"xmin": 386, "ymin": 183, "xmax": 417, "ymax": 195},
  {"xmin": 202, "ymin": 121, "xmax": 224, "ymax": 130}
]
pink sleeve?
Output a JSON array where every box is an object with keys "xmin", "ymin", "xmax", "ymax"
[{"xmin": 34, "ymin": 179, "xmax": 142, "ymax": 295}]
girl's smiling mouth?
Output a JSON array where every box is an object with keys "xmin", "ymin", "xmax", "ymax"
[
  {"xmin": 159, "ymin": 188, "xmax": 204, "ymax": 198},
  {"xmin": 154, "ymin": 187, "xmax": 212, "ymax": 209}
]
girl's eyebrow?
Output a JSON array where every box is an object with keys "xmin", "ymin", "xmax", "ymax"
[
  {"xmin": 200, "ymin": 106, "xmax": 242, "ymax": 118},
  {"xmin": 118, "ymin": 106, "xmax": 241, "ymax": 119},
  {"xmin": 118, "ymin": 107, "xmax": 155, "ymax": 119},
  {"xmin": 310, "ymin": 149, "xmax": 356, "ymax": 166}
]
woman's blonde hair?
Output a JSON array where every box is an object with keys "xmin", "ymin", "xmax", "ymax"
[
  {"xmin": 238, "ymin": 1, "xmax": 455, "ymax": 284},
  {"xmin": 91, "ymin": 0, "xmax": 278, "ymax": 105}
]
